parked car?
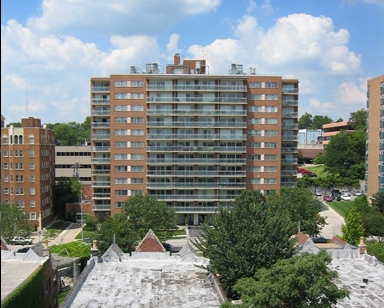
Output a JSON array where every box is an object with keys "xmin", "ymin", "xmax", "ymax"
[
  {"xmin": 341, "ymin": 193, "xmax": 351, "ymax": 201},
  {"xmin": 10, "ymin": 236, "xmax": 33, "ymax": 245},
  {"xmin": 331, "ymin": 189, "xmax": 341, "ymax": 201},
  {"xmin": 354, "ymin": 191, "xmax": 363, "ymax": 196},
  {"xmin": 315, "ymin": 190, "xmax": 322, "ymax": 196},
  {"xmin": 323, "ymin": 195, "xmax": 333, "ymax": 202},
  {"xmin": 312, "ymin": 236, "xmax": 328, "ymax": 243}
]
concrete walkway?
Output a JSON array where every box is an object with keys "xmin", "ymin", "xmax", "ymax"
[{"xmin": 319, "ymin": 201, "xmax": 345, "ymax": 239}]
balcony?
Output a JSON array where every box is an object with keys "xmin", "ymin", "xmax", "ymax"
[
  {"xmin": 147, "ymin": 170, "xmax": 246, "ymax": 177},
  {"xmin": 147, "ymin": 109, "xmax": 247, "ymax": 116},
  {"xmin": 92, "ymin": 192, "xmax": 111, "ymax": 198},
  {"xmin": 92, "ymin": 204, "xmax": 111, "ymax": 211},
  {"xmin": 146, "ymin": 146, "xmax": 246, "ymax": 152},
  {"xmin": 282, "ymin": 100, "xmax": 298, "ymax": 106},
  {"xmin": 147, "ymin": 97, "xmax": 247, "ymax": 104},
  {"xmin": 146, "ymin": 121, "xmax": 247, "ymax": 128},
  {"xmin": 91, "ymin": 122, "xmax": 110, "ymax": 128},
  {"xmin": 282, "ymin": 124, "xmax": 298, "ymax": 130},
  {"xmin": 92, "ymin": 146, "xmax": 111, "ymax": 152},
  {"xmin": 281, "ymin": 135, "xmax": 297, "ymax": 141},
  {"xmin": 147, "ymin": 134, "xmax": 246, "ymax": 141},
  {"xmin": 92, "ymin": 110, "xmax": 110, "ymax": 116},
  {"xmin": 282, "ymin": 112, "xmax": 298, "ymax": 118},
  {"xmin": 92, "ymin": 181, "xmax": 111, "ymax": 187},
  {"xmin": 147, "ymin": 84, "xmax": 248, "ymax": 92},
  {"xmin": 91, "ymin": 158, "xmax": 111, "ymax": 164},
  {"xmin": 92, "ymin": 134, "xmax": 111, "ymax": 140},
  {"xmin": 282, "ymin": 88, "xmax": 299, "ymax": 95},
  {"xmin": 91, "ymin": 86, "xmax": 110, "ymax": 92},
  {"xmin": 281, "ymin": 147, "xmax": 298, "ymax": 153},
  {"xmin": 91, "ymin": 99, "xmax": 110, "ymax": 105},
  {"xmin": 147, "ymin": 182, "xmax": 246, "ymax": 189},
  {"xmin": 92, "ymin": 169, "xmax": 111, "ymax": 175},
  {"xmin": 147, "ymin": 158, "xmax": 246, "ymax": 165},
  {"xmin": 281, "ymin": 158, "xmax": 298, "ymax": 164}
]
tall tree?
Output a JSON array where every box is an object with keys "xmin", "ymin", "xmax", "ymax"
[
  {"xmin": 231, "ymin": 251, "xmax": 349, "ymax": 308},
  {"xmin": 372, "ymin": 191, "xmax": 384, "ymax": 213},
  {"xmin": 349, "ymin": 108, "xmax": 367, "ymax": 130},
  {"xmin": 0, "ymin": 203, "xmax": 32, "ymax": 241},
  {"xmin": 53, "ymin": 177, "xmax": 81, "ymax": 216},
  {"xmin": 277, "ymin": 187, "xmax": 326, "ymax": 236},
  {"xmin": 341, "ymin": 207, "xmax": 364, "ymax": 246},
  {"xmin": 192, "ymin": 190, "xmax": 297, "ymax": 298},
  {"xmin": 298, "ymin": 112, "xmax": 313, "ymax": 129},
  {"xmin": 311, "ymin": 115, "xmax": 333, "ymax": 129}
]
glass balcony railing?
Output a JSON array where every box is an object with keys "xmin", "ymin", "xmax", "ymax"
[
  {"xmin": 147, "ymin": 134, "xmax": 246, "ymax": 140},
  {"xmin": 147, "ymin": 182, "xmax": 246, "ymax": 189},
  {"xmin": 282, "ymin": 100, "xmax": 298, "ymax": 106},
  {"xmin": 91, "ymin": 110, "xmax": 110, "ymax": 116},
  {"xmin": 91, "ymin": 99, "xmax": 110, "ymax": 104},
  {"xmin": 147, "ymin": 109, "xmax": 247, "ymax": 116},
  {"xmin": 92, "ymin": 192, "xmax": 111, "ymax": 198},
  {"xmin": 92, "ymin": 146, "xmax": 110, "ymax": 152},
  {"xmin": 92, "ymin": 204, "xmax": 111, "ymax": 210},
  {"xmin": 91, "ymin": 123, "xmax": 110, "ymax": 128},
  {"xmin": 147, "ymin": 84, "xmax": 248, "ymax": 92},
  {"xmin": 149, "ymin": 194, "xmax": 238, "ymax": 201},
  {"xmin": 147, "ymin": 170, "xmax": 246, "ymax": 176},
  {"xmin": 147, "ymin": 97, "xmax": 247, "ymax": 104},
  {"xmin": 91, "ymin": 158, "xmax": 110, "ymax": 164},
  {"xmin": 92, "ymin": 134, "xmax": 111, "ymax": 140},
  {"xmin": 92, "ymin": 86, "xmax": 110, "ymax": 92},
  {"xmin": 147, "ymin": 146, "xmax": 246, "ymax": 152},
  {"xmin": 146, "ymin": 121, "xmax": 247, "ymax": 128},
  {"xmin": 92, "ymin": 169, "xmax": 111, "ymax": 175},
  {"xmin": 147, "ymin": 158, "xmax": 246, "ymax": 165}
]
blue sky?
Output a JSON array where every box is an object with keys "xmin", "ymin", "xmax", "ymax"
[{"xmin": 1, "ymin": 0, "xmax": 383, "ymax": 124}]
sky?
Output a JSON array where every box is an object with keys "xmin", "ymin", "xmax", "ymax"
[{"xmin": 1, "ymin": 0, "xmax": 383, "ymax": 125}]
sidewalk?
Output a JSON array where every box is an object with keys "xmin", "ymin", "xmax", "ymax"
[
  {"xmin": 31, "ymin": 222, "xmax": 83, "ymax": 246},
  {"xmin": 319, "ymin": 201, "xmax": 345, "ymax": 239}
]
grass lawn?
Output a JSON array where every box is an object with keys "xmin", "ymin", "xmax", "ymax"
[
  {"xmin": 305, "ymin": 165, "xmax": 330, "ymax": 178},
  {"xmin": 46, "ymin": 221, "xmax": 71, "ymax": 238},
  {"xmin": 325, "ymin": 200, "xmax": 354, "ymax": 218}
]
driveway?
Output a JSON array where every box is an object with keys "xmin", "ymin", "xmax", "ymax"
[{"xmin": 319, "ymin": 201, "xmax": 345, "ymax": 239}]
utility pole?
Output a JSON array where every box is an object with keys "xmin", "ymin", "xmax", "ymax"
[{"xmin": 72, "ymin": 162, "xmax": 83, "ymax": 241}]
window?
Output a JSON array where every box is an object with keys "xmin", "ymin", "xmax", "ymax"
[
  {"xmin": 265, "ymin": 142, "xmax": 277, "ymax": 148},
  {"xmin": 114, "ymin": 93, "xmax": 128, "ymax": 99},
  {"xmin": 4, "ymin": 187, "xmax": 9, "ymax": 194},
  {"xmin": 249, "ymin": 142, "xmax": 261, "ymax": 148},
  {"xmin": 265, "ymin": 130, "xmax": 278, "ymax": 137},
  {"xmin": 249, "ymin": 130, "xmax": 262, "ymax": 136},
  {"xmin": 114, "ymin": 105, "xmax": 128, "ymax": 111},
  {"xmin": 248, "ymin": 118, "xmax": 262, "ymax": 124},
  {"xmin": 265, "ymin": 94, "xmax": 278, "ymax": 100},
  {"xmin": 115, "ymin": 154, "xmax": 128, "ymax": 160},
  {"xmin": 249, "ymin": 82, "xmax": 262, "ymax": 88},
  {"xmin": 30, "ymin": 200, "xmax": 36, "ymax": 207},
  {"xmin": 114, "ymin": 129, "xmax": 128, "ymax": 136},
  {"xmin": 114, "ymin": 81, "xmax": 128, "ymax": 87},
  {"xmin": 131, "ymin": 178, "xmax": 144, "ymax": 184},
  {"xmin": 131, "ymin": 190, "xmax": 143, "ymax": 196},
  {"xmin": 130, "ymin": 81, "xmax": 144, "ymax": 87},
  {"xmin": 4, "ymin": 175, "xmax": 9, "ymax": 182},
  {"xmin": 114, "ymin": 117, "xmax": 128, "ymax": 124},
  {"xmin": 2, "ymin": 134, "xmax": 8, "ymax": 144},
  {"xmin": 115, "ymin": 166, "xmax": 128, "ymax": 172},
  {"xmin": 265, "ymin": 178, "xmax": 277, "ymax": 184},
  {"xmin": 131, "ymin": 154, "xmax": 144, "ymax": 160},
  {"xmin": 264, "ymin": 166, "xmax": 277, "ymax": 172},
  {"xmin": 249, "ymin": 154, "xmax": 261, "ymax": 161},
  {"xmin": 131, "ymin": 142, "xmax": 144, "ymax": 148},
  {"xmin": 30, "ymin": 188, "xmax": 36, "ymax": 195},
  {"xmin": 265, "ymin": 82, "xmax": 278, "ymax": 88},
  {"xmin": 131, "ymin": 129, "xmax": 143, "ymax": 136},
  {"xmin": 3, "ymin": 150, "xmax": 7, "ymax": 157},
  {"xmin": 114, "ymin": 141, "xmax": 128, "ymax": 148},
  {"xmin": 249, "ymin": 106, "xmax": 262, "ymax": 112},
  {"xmin": 131, "ymin": 117, "xmax": 144, "ymax": 123},
  {"xmin": 115, "ymin": 190, "xmax": 128, "ymax": 196},
  {"xmin": 248, "ymin": 178, "xmax": 261, "ymax": 184},
  {"xmin": 131, "ymin": 105, "xmax": 144, "ymax": 111},
  {"xmin": 265, "ymin": 106, "xmax": 278, "ymax": 112},
  {"xmin": 30, "ymin": 212, "xmax": 37, "ymax": 220},
  {"xmin": 30, "ymin": 175, "xmax": 35, "ymax": 182},
  {"xmin": 30, "ymin": 162, "xmax": 35, "ymax": 170},
  {"xmin": 265, "ymin": 118, "xmax": 278, "ymax": 124},
  {"xmin": 29, "ymin": 150, "xmax": 34, "ymax": 157},
  {"xmin": 115, "ymin": 202, "xmax": 124, "ymax": 208},
  {"xmin": 265, "ymin": 154, "xmax": 277, "ymax": 161},
  {"xmin": 3, "ymin": 163, "xmax": 8, "ymax": 170},
  {"xmin": 28, "ymin": 134, "xmax": 34, "ymax": 144},
  {"xmin": 115, "ymin": 178, "xmax": 128, "ymax": 184},
  {"xmin": 131, "ymin": 166, "xmax": 144, "ymax": 172},
  {"xmin": 248, "ymin": 166, "xmax": 261, "ymax": 172},
  {"xmin": 249, "ymin": 94, "xmax": 262, "ymax": 100},
  {"xmin": 131, "ymin": 93, "xmax": 144, "ymax": 99}
]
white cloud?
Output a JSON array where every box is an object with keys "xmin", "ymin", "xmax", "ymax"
[
  {"xmin": 26, "ymin": 0, "xmax": 221, "ymax": 35},
  {"xmin": 337, "ymin": 80, "xmax": 367, "ymax": 105}
]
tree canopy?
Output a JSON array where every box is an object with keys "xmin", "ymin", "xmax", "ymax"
[
  {"xmin": 96, "ymin": 194, "xmax": 177, "ymax": 254},
  {"xmin": 298, "ymin": 113, "xmax": 333, "ymax": 129},
  {"xmin": 192, "ymin": 190, "xmax": 298, "ymax": 298},
  {"xmin": 0, "ymin": 203, "xmax": 32, "ymax": 241},
  {"xmin": 341, "ymin": 207, "xmax": 364, "ymax": 246},
  {"xmin": 349, "ymin": 108, "xmax": 367, "ymax": 130},
  {"xmin": 230, "ymin": 251, "xmax": 349, "ymax": 308},
  {"xmin": 46, "ymin": 117, "xmax": 91, "ymax": 145}
]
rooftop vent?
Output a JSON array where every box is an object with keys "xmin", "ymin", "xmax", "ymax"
[{"xmin": 229, "ymin": 64, "xmax": 244, "ymax": 75}]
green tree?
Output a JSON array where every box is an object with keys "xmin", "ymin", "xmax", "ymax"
[
  {"xmin": 349, "ymin": 108, "xmax": 367, "ymax": 130},
  {"xmin": 372, "ymin": 191, "xmax": 384, "ymax": 213},
  {"xmin": 341, "ymin": 207, "xmax": 364, "ymax": 246},
  {"xmin": 192, "ymin": 190, "xmax": 297, "ymax": 298},
  {"xmin": 46, "ymin": 117, "xmax": 91, "ymax": 146},
  {"xmin": 313, "ymin": 151, "xmax": 325, "ymax": 164},
  {"xmin": 53, "ymin": 177, "xmax": 81, "ymax": 216},
  {"xmin": 311, "ymin": 115, "xmax": 333, "ymax": 129},
  {"xmin": 231, "ymin": 251, "xmax": 349, "ymax": 308},
  {"xmin": 5, "ymin": 122, "xmax": 22, "ymax": 127},
  {"xmin": 0, "ymin": 203, "xmax": 32, "ymax": 241},
  {"xmin": 336, "ymin": 117, "xmax": 344, "ymax": 122},
  {"xmin": 323, "ymin": 130, "xmax": 365, "ymax": 180},
  {"xmin": 278, "ymin": 187, "xmax": 326, "ymax": 236},
  {"xmin": 298, "ymin": 112, "xmax": 313, "ymax": 129},
  {"xmin": 96, "ymin": 194, "xmax": 177, "ymax": 254}
]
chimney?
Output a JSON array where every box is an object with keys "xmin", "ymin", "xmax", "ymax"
[
  {"xmin": 358, "ymin": 236, "xmax": 367, "ymax": 254},
  {"xmin": 91, "ymin": 240, "xmax": 99, "ymax": 258},
  {"xmin": 42, "ymin": 240, "xmax": 50, "ymax": 257},
  {"xmin": 174, "ymin": 53, "xmax": 180, "ymax": 65}
]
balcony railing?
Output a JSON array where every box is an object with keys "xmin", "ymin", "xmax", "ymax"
[
  {"xmin": 92, "ymin": 134, "xmax": 111, "ymax": 140},
  {"xmin": 282, "ymin": 112, "xmax": 298, "ymax": 118},
  {"xmin": 149, "ymin": 194, "xmax": 239, "ymax": 201},
  {"xmin": 92, "ymin": 169, "xmax": 111, "ymax": 175},
  {"xmin": 147, "ymin": 85, "xmax": 248, "ymax": 92},
  {"xmin": 281, "ymin": 158, "xmax": 298, "ymax": 164},
  {"xmin": 282, "ymin": 124, "xmax": 298, "ymax": 129},
  {"xmin": 91, "ymin": 99, "xmax": 110, "ymax": 104},
  {"xmin": 92, "ymin": 86, "xmax": 110, "ymax": 92},
  {"xmin": 147, "ymin": 97, "xmax": 247, "ymax": 104},
  {"xmin": 92, "ymin": 158, "xmax": 111, "ymax": 164},
  {"xmin": 147, "ymin": 146, "xmax": 246, "ymax": 152},
  {"xmin": 91, "ymin": 123, "xmax": 110, "ymax": 128},
  {"xmin": 282, "ymin": 88, "xmax": 299, "ymax": 94},
  {"xmin": 147, "ymin": 158, "xmax": 246, "ymax": 165},
  {"xmin": 91, "ymin": 110, "xmax": 110, "ymax": 116},
  {"xmin": 147, "ymin": 134, "xmax": 246, "ymax": 140},
  {"xmin": 92, "ymin": 146, "xmax": 111, "ymax": 152},
  {"xmin": 92, "ymin": 192, "xmax": 111, "ymax": 198},
  {"xmin": 92, "ymin": 204, "xmax": 111, "ymax": 210},
  {"xmin": 147, "ymin": 170, "xmax": 246, "ymax": 176},
  {"xmin": 147, "ymin": 182, "xmax": 246, "ymax": 189},
  {"xmin": 281, "ymin": 135, "xmax": 297, "ymax": 141},
  {"xmin": 93, "ymin": 181, "xmax": 111, "ymax": 186},
  {"xmin": 281, "ymin": 147, "xmax": 298, "ymax": 153},
  {"xmin": 146, "ymin": 121, "xmax": 247, "ymax": 128},
  {"xmin": 282, "ymin": 100, "xmax": 298, "ymax": 106},
  {"xmin": 147, "ymin": 109, "xmax": 247, "ymax": 116}
]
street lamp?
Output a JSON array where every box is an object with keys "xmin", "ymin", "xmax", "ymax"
[{"xmin": 72, "ymin": 162, "xmax": 84, "ymax": 241}]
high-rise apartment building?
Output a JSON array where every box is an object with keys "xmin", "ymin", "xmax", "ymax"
[
  {"xmin": 90, "ymin": 55, "xmax": 298, "ymax": 224},
  {"xmin": 365, "ymin": 74, "xmax": 384, "ymax": 200},
  {"xmin": 1, "ymin": 117, "xmax": 56, "ymax": 229}
]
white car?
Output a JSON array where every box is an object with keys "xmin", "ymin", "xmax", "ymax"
[
  {"xmin": 11, "ymin": 236, "xmax": 33, "ymax": 245},
  {"xmin": 341, "ymin": 193, "xmax": 351, "ymax": 201}
]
